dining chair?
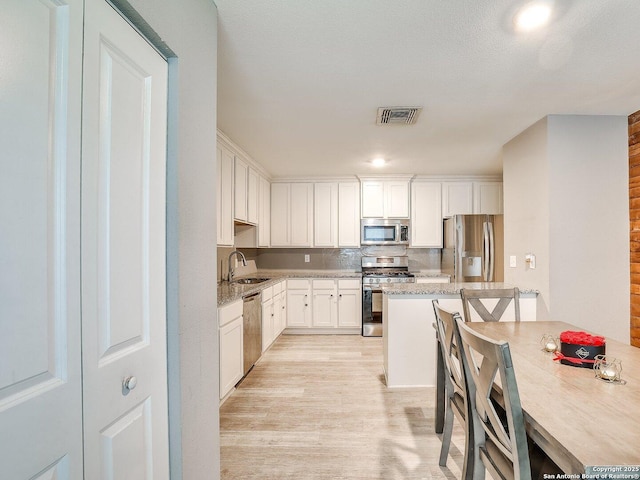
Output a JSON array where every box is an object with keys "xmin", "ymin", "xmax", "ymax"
[
  {"xmin": 455, "ymin": 316, "xmax": 531, "ymax": 480},
  {"xmin": 432, "ymin": 300, "xmax": 471, "ymax": 471},
  {"xmin": 460, "ymin": 287, "xmax": 520, "ymax": 322}
]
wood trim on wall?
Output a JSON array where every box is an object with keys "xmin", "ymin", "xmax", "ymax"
[{"xmin": 629, "ymin": 110, "xmax": 640, "ymax": 347}]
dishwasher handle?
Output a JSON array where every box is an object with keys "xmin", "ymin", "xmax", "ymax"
[{"xmin": 243, "ymin": 292, "xmax": 261, "ymax": 303}]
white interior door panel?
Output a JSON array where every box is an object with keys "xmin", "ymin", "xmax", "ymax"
[
  {"xmin": 0, "ymin": 0, "xmax": 84, "ymax": 477},
  {"xmin": 81, "ymin": 0, "xmax": 169, "ymax": 478}
]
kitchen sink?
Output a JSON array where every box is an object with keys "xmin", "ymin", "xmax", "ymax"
[{"xmin": 232, "ymin": 277, "xmax": 270, "ymax": 285}]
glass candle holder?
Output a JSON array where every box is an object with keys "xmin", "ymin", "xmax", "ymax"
[
  {"xmin": 594, "ymin": 355, "xmax": 624, "ymax": 383},
  {"xmin": 540, "ymin": 334, "xmax": 559, "ymax": 353}
]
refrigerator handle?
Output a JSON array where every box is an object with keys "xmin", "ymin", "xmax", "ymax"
[
  {"xmin": 483, "ymin": 222, "xmax": 490, "ymax": 282},
  {"xmin": 488, "ymin": 221, "xmax": 495, "ymax": 282}
]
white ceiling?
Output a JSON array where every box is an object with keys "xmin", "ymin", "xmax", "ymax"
[{"xmin": 215, "ymin": 1, "xmax": 640, "ymax": 178}]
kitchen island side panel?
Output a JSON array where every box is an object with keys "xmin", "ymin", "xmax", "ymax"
[{"xmin": 383, "ymin": 295, "xmax": 439, "ymax": 388}]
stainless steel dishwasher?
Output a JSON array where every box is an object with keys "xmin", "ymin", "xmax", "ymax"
[{"xmin": 242, "ymin": 292, "xmax": 262, "ymax": 375}]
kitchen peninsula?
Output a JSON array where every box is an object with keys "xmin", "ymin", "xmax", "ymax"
[{"xmin": 382, "ymin": 282, "xmax": 538, "ymax": 388}]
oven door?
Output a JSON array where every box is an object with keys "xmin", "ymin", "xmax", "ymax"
[{"xmin": 362, "ymin": 286, "xmax": 383, "ymax": 337}]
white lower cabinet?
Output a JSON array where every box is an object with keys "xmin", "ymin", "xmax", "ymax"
[
  {"xmin": 337, "ymin": 279, "xmax": 362, "ymax": 328},
  {"xmin": 287, "ymin": 279, "xmax": 312, "ymax": 328},
  {"xmin": 219, "ymin": 300, "xmax": 244, "ymax": 400},
  {"xmin": 287, "ymin": 278, "xmax": 361, "ymax": 332},
  {"xmin": 415, "ymin": 276, "xmax": 450, "ymax": 284},
  {"xmin": 261, "ymin": 286, "xmax": 274, "ymax": 353},
  {"xmin": 262, "ymin": 282, "xmax": 287, "ymax": 352},
  {"xmin": 312, "ymin": 279, "xmax": 338, "ymax": 327}
]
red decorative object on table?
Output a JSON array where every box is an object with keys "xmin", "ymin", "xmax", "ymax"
[{"xmin": 553, "ymin": 330, "xmax": 606, "ymax": 368}]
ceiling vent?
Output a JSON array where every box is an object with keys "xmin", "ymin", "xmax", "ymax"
[{"xmin": 376, "ymin": 106, "xmax": 422, "ymax": 125}]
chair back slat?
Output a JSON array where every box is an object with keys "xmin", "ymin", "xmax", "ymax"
[
  {"xmin": 461, "ymin": 288, "xmax": 521, "ymax": 322},
  {"xmin": 433, "ymin": 301, "xmax": 466, "ymax": 401},
  {"xmin": 455, "ymin": 317, "xmax": 532, "ymax": 480}
]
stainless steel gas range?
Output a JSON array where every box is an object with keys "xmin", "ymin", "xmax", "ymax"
[{"xmin": 361, "ymin": 256, "xmax": 415, "ymax": 337}]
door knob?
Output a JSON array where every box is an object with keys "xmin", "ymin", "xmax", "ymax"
[{"xmin": 123, "ymin": 376, "xmax": 138, "ymax": 393}]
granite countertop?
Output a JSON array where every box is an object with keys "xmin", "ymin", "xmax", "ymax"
[
  {"xmin": 381, "ymin": 282, "xmax": 538, "ymax": 296},
  {"xmin": 217, "ymin": 270, "xmax": 362, "ymax": 307}
]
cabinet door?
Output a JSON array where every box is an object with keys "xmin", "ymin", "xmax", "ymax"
[
  {"xmin": 473, "ymin": 182, "xmax": 503, "ymax": 214},
  {"xmin": 290, "ymin": 183, "xmax": 313, "ymax": 246},
  {"xmin": 312, "ymin": 288, "xmax": 337, "ymax": 327},
  {"xmin": 385, "ymin": 181, "xmax": 410, "ymax": 218},
  {"xmin": 287, "ymin": 288, "xmax": 311, "ymax": 327},
  {"xmin": 219, "ymin": 316, "xmax": 243, "ymax": 399},
  {"xmin": 247, "ymin": 167, "xmax": 259, "ymax": 224},
  {"xmin": 234, "ymin": 157, "xmax": 248, "ymax": 221},
  {"xmin": 314, "ymin": 183, "xmax": 338, "ymax": 247},
  {"xmin": 278, "ymin": 290, "xmax": 287, "ymax": 334},
  {"xmin": 361, "ymin": 181, "xmax": 385, "ymax": 218},
  {"xmin": 272, "ymin": 293, "xmax": 282, "ymax": 338},
  {"xmin": 338, "ymin": 182, "xmax": 360, "ymax": 247},
  {"xmin": 337, "ymin": 288, "xmax": 362, "ymax": 327},
  {"xmin": 217, "ymin": 147, "xmax": 235, "ymax": 246},
  {"xmin": 258, "ymin": 176, "xmax": 271, "ymax": 247},
  {"xmin": 411, "ymin": 182, "xmax": 443, "ymax": 247},
  {"xmin": 442, "ymin": 182, "xmax": 473, "ymax": 217},
  {"xmin": 270, "ymin": 183, "xmax": 290, "ymax": 246},
  {"xmin": 261, "ymin": 299, "xmax": 274, "ymax": 353}
]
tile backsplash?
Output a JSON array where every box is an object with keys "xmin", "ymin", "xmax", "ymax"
[{"xmin": 217, "ymin": 246, "xmax": 441, "ymax": 282}]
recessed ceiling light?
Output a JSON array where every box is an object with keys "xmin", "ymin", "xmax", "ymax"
[
  {"xmin": 371, "ymin": 158, "xmax": 386, "ymax": 167},
  {"xmin": 514, "ymin": 2, "xmax": 552, "ymax": 32}
]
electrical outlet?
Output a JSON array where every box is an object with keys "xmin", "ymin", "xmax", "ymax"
[
  {"xmin": 304, "ymin": 254, "xmax": 310, "ymax": 263},
  {"xmin": 509, "ymin": 255, "xmax": 517, "ymax": 268}
]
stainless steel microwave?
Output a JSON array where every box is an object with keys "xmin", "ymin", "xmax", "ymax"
[{"xmin": 360, "ymin": 218, "xmax": 410, "ymax": 246}]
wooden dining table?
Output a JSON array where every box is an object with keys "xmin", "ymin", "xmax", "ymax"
[{"xmin": 435, "ymin": 321, "xmax": 640, "ymax": 473}]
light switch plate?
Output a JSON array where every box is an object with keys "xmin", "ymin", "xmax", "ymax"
[
  {"xmin": 509, "ymin": 255, "xmax": 517, "ymax": 268},
  {"xmin": 304, "ymin": 254, "xmax": 310, "ymax": 263}
]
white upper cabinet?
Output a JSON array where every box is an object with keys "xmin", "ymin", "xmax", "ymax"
[
  {"xmin": 361, "ymin": 178, "xmax": 410, "ymax": 218},
  {"xmin": 217, "ymin": 146, "xmax": 235, "ymax": 246},
  {"xmin": 361, "ymin": 181, "xmax": 385, "ymax": 217},
  {"xmin": 411, "ymin": 181, "xmax": 442, "ymax": 248},
  {"xmin": 442, "ymin": 180, "xmax": 503, "ymax": 217},
  {"xmin": 385, "ymin": 181, "xmax": 410, "ymax": 218},
  {"xmin": 442, "ymin": 181, "xmax": 473, "ymax": 218},
  {"xmin": 271, "ymin": 183, "xmax": 313, "ymax": 247},
  {"xmin": 270, "ymin": 183, "xmax": 290, "ymax": 246},
  {"xmin": 234, "ymin": 156, "xmax": 248, "ymax": 222},
  {"xmin": 247, "ymin": 167, "xmax": 259, "ymax": 224},
  {"xmin": 290, "ymin": 183, "xmax": 314, "ymax": 246},
  {"xmin": 473, "ymin": 181, "xmax": 503, "ymax": 214},
  {"xmin": 338, "ymin": 182, "xmax": 360, "ymax": 247},
  {"xmin": 314, "ymin": 183, "xmax": 338, "ymax": 247},
  {"xmin": 258, "ymin": 175, "xmax": 271, "ymax": 247}
]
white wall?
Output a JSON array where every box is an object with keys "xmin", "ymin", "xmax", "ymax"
[
  {"xmin": 504, "ymin": 115, "xmax": 629, "ymax": 343},
  {"xmin": 503, "ymin": 117, "xmax": 551, "ymax": 320},
  {"xmin": 113, "ymin": 0, "xmax": 220, "ymax": 478},
  {"xmin": 547, "ymin": 115, "xmax": 629, "ymax": 343}
]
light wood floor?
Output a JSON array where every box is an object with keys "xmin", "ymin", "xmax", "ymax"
[{"xmin": 220, "ymin": 334, "xmax": 465, "ymax": 479}]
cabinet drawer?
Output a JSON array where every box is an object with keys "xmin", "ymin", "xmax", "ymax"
[
  {"xmin": 416, "ymin": 277, "xmax": 450, "ymax": 284},
  {"xmin": 338, "ymin": 279, "xmax": 361, "ymax": 289},
  {"xmin": 287, "ymin": 279, "xmax": 310, "ymax": 289},
  {"xmin": 272, "ymin": 282, "xmax": 282, "ymax": 295},
  {"xmin": 261, "ymin": 286, "xmax": 273, "ymax": 302},
  {"xmin": 219, "ymin": 299, "xmax": 243, "ymax": 328},
  {"xmin": 312, "ymin": 279, "xmax": 335, "ymax": 289}
]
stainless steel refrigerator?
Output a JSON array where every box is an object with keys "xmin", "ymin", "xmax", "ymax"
[{"xmin": 441, "ymin": 214, "xmax": 504, "ymax": 283}]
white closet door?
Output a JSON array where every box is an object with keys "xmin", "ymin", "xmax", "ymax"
[
  {"xmin": 0, "ymin": 0, "xmax": 84, "ymax": 478},
  {"xmin": 81, "ymin": 0, "xmax": 169, "ymax": 478}
]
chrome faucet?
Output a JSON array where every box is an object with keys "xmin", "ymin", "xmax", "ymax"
[{"xmin": 228, "ymin": 250, "xmax": 247, "ymax": 282}]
